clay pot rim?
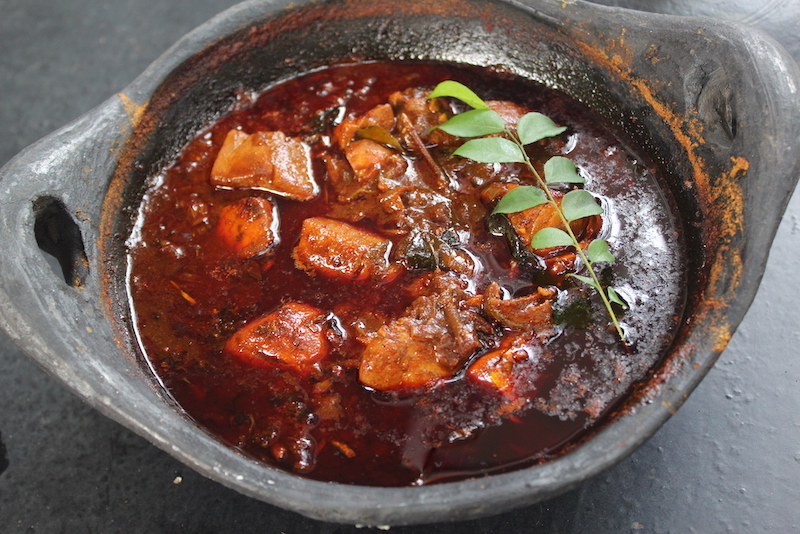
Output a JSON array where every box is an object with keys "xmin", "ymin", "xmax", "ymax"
[{"xmin": 1, "ymin": 0, "xmax": 799, "ymax": 526}]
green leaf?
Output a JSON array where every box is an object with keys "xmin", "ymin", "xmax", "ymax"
[
  {"xmin": 543, "ymin": 156, "xmax": 584, "ymax": 184},
  {"xmin": 568, "ymin": 273, "xmax": 599, "ymax": 290},
  {"xmin": 427, "ymin": 81, "xmax": 628, "ymax": 344},
  {"xmin": 428, "ymin": 81, "xmax": 489, "ymax": 110},
  {"xmin": 453, "ymin": 138, "xmax": 525, "ymax": 163},
  {"xmin": 492, "ymin": 186, "xmax": 548, "ymax": 214},
  {"xmin": 355, "ymin": 125, "xmax": 403, "ymax": 151},
  {"xmin": 530, "ymin": 227, "xmax": 573, "ymax": 249},
  {"xmin": 561, "ymin": 189, "xmax": 603, "ymax": 222},
  {"xmin": 437, "ymin": 109, "xmax": 505, "ymax": 137},
  {"xmin": 517, "ymin": 112, "xmax": 568, "ymax": 145},
  {"xmin": 607, "ymin": 286, "xmax": 628, "ymax": 308},
  {"xmin": 587, "ymin": 239, "xmax": 615, "ymax": 263}
]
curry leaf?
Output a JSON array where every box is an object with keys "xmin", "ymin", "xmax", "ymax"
[
  {"xmin": 430, "ymin": 81, "xmax": 628, "ymax": 344},
  {"xmin": 607, "ymin": 286, "xmax": 627, "ymax": 308},
  {"xmin": 453, "ymin": 138, "xmax": 525, "ymax": 163},
  {"xmin": 518, "ymin": 112, "xmax": 568, "ymax": 145},
  {"xmin": 437, "ymin": 109, "xmax": 505, "ymax": 137},
  {"xmin": 561, "ymin": 189, "xmax": 603, "ymax": 222},
  {"xmin": 356, "ymin": 125, "xmax": 403, "ymax": 151},
  {"xmin": 530, "ymin": 227, "xmax": 573, "ymax": 249},
  {"xmin": 492, "ymin": 186, "xmax": 548, "ymax": 214},
  {"xmin": 428, "ymin": 80, "xmax": 489, "ymax": 110},
  {"xmin": 543, "ymin": 156, "xmax": 584, "ymax": 184},
  {"xmin": 587, "ymin": 239, "xmax": 615, "ymax": 263},
  {"xmin": 569, "ymin": 273, "xmax": 599, "ymax": 290}
]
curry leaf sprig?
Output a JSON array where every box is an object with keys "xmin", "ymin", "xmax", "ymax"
[{"xmin": 428, "ymin": 81, "xmax": 627, "ymax": 343}]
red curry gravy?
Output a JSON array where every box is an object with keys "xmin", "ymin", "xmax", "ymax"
[{"xmin": 127, "ymin": 62, "xmax": 685, "ymax": 486}]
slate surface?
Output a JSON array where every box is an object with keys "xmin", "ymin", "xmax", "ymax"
[{"xmin": 1, "ymin": 1, "xmax": 798, "ymax": 532}]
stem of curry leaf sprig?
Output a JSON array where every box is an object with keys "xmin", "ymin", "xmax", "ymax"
[
  {"xmin": 509, "ymin": 128, "xmax": 628, "ymax": 344},
  {"xmin": 428, "ymin": 81, "xmax": 627, "ymax": 343}
]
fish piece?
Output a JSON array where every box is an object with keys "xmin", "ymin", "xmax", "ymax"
[
  {"xmin": 359, "ymin": 275, "xmax": 491, "ymax": 391},
  {"xmin": 214, "ymin": 196, "xmax": 279, "ymax": 259},
  {"xmin": 224, "ymin": 302, "xmax": 329, "ymax": 372},
  {"xmin": 210, "ymin": 129, "xmax": 318, "ymax": 201},
  {"xmin": 482, "ymin": 282, "xmax": 556, "ymax": 335},
  {"xmin": 293, "ymin": 217, "xmax": 403, "ymax": 283}
]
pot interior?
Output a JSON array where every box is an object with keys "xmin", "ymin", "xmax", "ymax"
[
  {"xmin": 105, "ymin": 0, "xmax": 698, "ymax": 465},
  {"xmin": 96, "ymin": 0, "xmax": 760, "ymax": 519}
]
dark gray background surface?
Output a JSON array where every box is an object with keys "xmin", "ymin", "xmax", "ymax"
[{"xmin": 1, "ymin": 1, "xmax": 799, "ymax": 532}]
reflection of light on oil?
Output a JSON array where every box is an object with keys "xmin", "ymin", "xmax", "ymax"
[
  {"xmin": 633, "ymin": 198, "xmax": 669, "ymax": 254},
  {"xmin": 562, "ymin": 133, "xmax": 579, "ymax": 154},
  {"xmin": 601, "ymin": 196, "xmax": 621, "ymax": 242}
]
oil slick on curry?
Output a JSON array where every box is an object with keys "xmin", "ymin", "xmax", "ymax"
[{"xmin": 126, "ymin": 62, "xmax": 685, "ymax": 486}]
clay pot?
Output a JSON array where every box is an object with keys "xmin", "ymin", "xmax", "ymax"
[{"xmin": 1, "ymin": 0, "xmax": 798, "ymax": 525}]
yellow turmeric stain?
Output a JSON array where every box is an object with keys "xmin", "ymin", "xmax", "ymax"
[
  {"xmin": 117, "ymin": 93, "xmax": 145, "ymax": 126},
  {"xmin": 686, "ymin": 115, "xmax": 707, "ymax": 144},
  {"xmin": 712, "ymin": 325, "xmax": 733, "ymax": 354},
  {"xmin": 728, "ymin": 156, "xmax": 750, "ymax": 177}
]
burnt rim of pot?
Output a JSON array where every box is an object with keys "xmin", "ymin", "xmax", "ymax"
[{"xmin": 93, "ymin": 0, "xmax": 800, "ymax": 525}]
